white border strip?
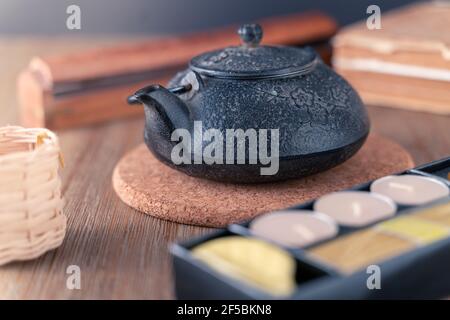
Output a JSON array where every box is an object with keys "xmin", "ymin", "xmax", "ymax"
[{"xmin": 334, "ymin": 58, "xmax": 450, "ymax": 82}]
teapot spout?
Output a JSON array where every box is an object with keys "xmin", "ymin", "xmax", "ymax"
[{"xmin": 128, "ymin": 84, "xmax": 192, "ymax": 132}]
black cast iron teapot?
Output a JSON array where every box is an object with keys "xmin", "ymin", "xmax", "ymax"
[{"xmin": 128, "ymin": 24, "xmax": 370, "ymax": 183}]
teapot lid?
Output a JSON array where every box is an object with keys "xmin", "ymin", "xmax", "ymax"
[{"xmin": 189, "ymin": 24, "xmax": 318, "ymax": 80}]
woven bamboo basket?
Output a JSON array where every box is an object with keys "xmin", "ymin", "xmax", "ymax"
[{"xmin": 0, "ymin": 126, "xmax": 66, "ymax": 266}]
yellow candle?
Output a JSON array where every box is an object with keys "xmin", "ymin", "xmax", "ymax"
[{"xmin": 192, "ymin": 236, "xmax": 296, "ymax": 296}]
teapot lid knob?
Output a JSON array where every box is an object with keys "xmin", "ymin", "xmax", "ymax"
[{"xmin": 238, "ymin": 23, "xmax": 263, "ymax": 47}]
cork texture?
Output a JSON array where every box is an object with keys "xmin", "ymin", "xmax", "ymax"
[{"xmin": 112, "ymin": 134, "xmax": 414, "ymax": 227}]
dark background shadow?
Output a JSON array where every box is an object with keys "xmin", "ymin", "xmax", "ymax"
[{"xmin": 0, "ymin": 0, "xmax": 418, "ymax": 35}]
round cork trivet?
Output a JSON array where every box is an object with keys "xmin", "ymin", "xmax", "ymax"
[{"xmin": 113, "ymin": 134, "xmax": 414, "ymax": 227}]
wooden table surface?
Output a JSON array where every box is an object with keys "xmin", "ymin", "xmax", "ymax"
[{"xmin": 0, "ymin": 37, "xmax": 449, "ymax": 299}]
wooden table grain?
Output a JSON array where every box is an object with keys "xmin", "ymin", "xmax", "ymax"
[{"xmin": 0, "ymin": 37, "xmax": 449, "ymax": 299}]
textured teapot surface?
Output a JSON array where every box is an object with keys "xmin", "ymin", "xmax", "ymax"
[
  {"xmin": 130, "ymin": 24, "xmax": 370, "ymax": 183},
  {"xmin": 169, "ymin": 63, "xmax": 368, "ymax": 158}
]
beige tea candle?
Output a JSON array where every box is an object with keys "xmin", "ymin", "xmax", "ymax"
[
  {"xmin": 314, "ymin": 191, "xmax": 396, "ymax": 227},
  {"xmin": 250, "ymin": 210, "xmax": 338, "ymax": 248},
  {"xmin": 371, "ymin": 174, "xmax": 449, "ymax": 205}
]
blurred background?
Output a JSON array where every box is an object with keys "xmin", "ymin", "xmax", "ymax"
[{"xmin": 0, "ymin": 0, "xmax": 418, "ymax": 35}]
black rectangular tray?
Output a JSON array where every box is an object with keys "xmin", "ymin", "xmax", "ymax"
[{"xmin": 170, "ymin": 157, "xmax": 450, "ymax": 299}]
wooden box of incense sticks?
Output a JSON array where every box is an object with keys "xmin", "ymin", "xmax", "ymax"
[
  {"xmin": 333, "ymin": 1, "xmax": 450, "ymax": 115},
  {"xmin": 171, "ymin": 157, "xmax": 450, "ymax": 299},
  {"xmin": 17, "ymin": 11, "xmax": 337, "ymax": 130}
]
